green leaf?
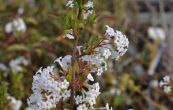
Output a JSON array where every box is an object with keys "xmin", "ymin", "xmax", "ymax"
[
  {"xmin": 7, "ymin": 44, "xmax": 29, "ymax": 52},
  {"xmin": 66, "ymin": 66, "xmax": 73, "ymax": 82},
  {"xmin": 0, "ymin": 85, "xmax": 9, "ymax": 110},
  {"xmin": 9, "ymin": 73, "xmax": 24, "ymax": 99},
  {"xmin": 114, "ymin": 95, "xmax": 124, "ymax": 106}
]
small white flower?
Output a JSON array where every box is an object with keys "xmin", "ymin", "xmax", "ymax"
[
  {"xmin": 77, "ymin": 46, "xmax": 83, "ymax": 55},
  {"xmin": 95, "ymin": 47, "xmax": 111, "ymax": 59},
  {"xmin": 75, "ymin": 95, "xmax": 84, "ymax": 105},
  {"xmin": 159, "ymin": 80, "xmax": 166, "ymax": 87},
  {"xmin": 105, "ymin": 103, "xmax": 113, "ymax": 110},
  {"xmin": 77, "ymin": 104, "xmax": 87, "ymax": 110},
  {"xmin": 13, "ymin": 17, "xmax": 26, "ymax": 32},
  {"xmin": 102, "ymin": 48, "xmax": 111, "ymax": 59},
  {"xmin": 105, "ymin": 25, "xmax": 115, "ymax": 37},
  {"xmin": 83, "ymin": 10, "xmax": 93, "ymax": 20},
  {"xmin": 65, "ymin": 29, "xmax": 74, "ymax": 39},
  {"xmin": 97, "ymin": 68, "xmax": 103, "ymax": 76},
  {"xmin": 87, "ymin": 73, "xmax": 94, "ymax": 81},
  {"xmin": 0, "ymin": 63, "xmax": 8, "ymax": 72},
  {"xmin": 54, "ymin": 55, "xmax": 72, "ymax": 71},
  {"xmin": 7, "ymin": 95, "xmax": 22, "ymax": 110},
  {"xmin": 83, "ymin": 1, "xmax": 94, "ymax": 20},
  {"xmin": 18, "ymin": 6, "xmax": 24, "ymax": 14},
  {"xmin": 84, "ymin": 1, "xmax": 93, "ymax": 8},
  {"xmin": 66, "ymin": 33, "xmax": 75, "ymax": 39},
  {"xmin": 160, "ymin": 75, "xmax": 171, "ymax": 93},
  {"xmin": 9, "ymin": 56, "xmax": 28, "ymax": 73},
  {"xmin": 66, "ymin": 0, "xmax": 74, "ymax": 8},
  {"xmin": 5, "ymin": 22, "xmax": 13, "ymax": 33},
  {"xmin": 5, "ymin": 17, "xmax": 26, "ymax": 33},
  {"xmin": 163, "ymin": 86, "xmax": 171, "ymax": 93},
  {"xmin": 163, "ymin": 75, "xmax": 170, "ymax": 83}
]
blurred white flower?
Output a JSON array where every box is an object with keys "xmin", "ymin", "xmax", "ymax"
[
  {"xmin": 66, "ymin": 33, "xmax": 75, "ymax": 39},
  {"xmin": 18, "ymin": 6, "xmax": 24, "ymax": 14},
  {"xmin": 66, "ymin": 29, "xmax": 74, "ymax": 39},
  {"xmin": 83, "ymin": 10, "xmax": 93, "ymax": 20},
  {"xmin": 77, "ymin": 46, "xmax": 83, "ymax": 55},
  {"xmin": 9, "ymin": 56, "xmax": 28, "ymax": 73},
  {"xmin": 66, "ymin": 0, "xmax": 74, "ymax": 8},
  {"xmin": 7, "ymin": 95, "xmax": 22, "ymax": 110},
  {"xmin": 83, "ymin": 1, "xmax": 94, "ymax": 20},
  {"xmin": 87, "ymin": 73, "xmax": 94, "ymax": 81},
  {"xmin": 5, "ymin": 17, "xmax": 26, "ymax": 33},
  {"xmin": 160, "ymin": 75, "xmax": 171, "ymax": 93},
  {"xmin": 5, "ymin": 22, "xmax": 13, "ymax": 33},
  {"xmin": 148, "ymin": 27, "xmax": 166, "ymax": 41},
  {"xmin": 0, "ymin": 63, "xmax": 8, "ymax": 72},
  {"xmin": 163, "ymin": 75, "xmax": 170, "ymax": 83},
  {"xmin": 163, "ymin": 86, "xmax": 171, "ymax": 93},
  {"xmin": 150, "ymin": 80, "xmax": 159, "ymax": 88},
  {"xmin": 105, "ymin": 103, "xmax": 113, "ymax": 110},
  {"xmin": 84, "ymin": 1, "xmax": 93, "ymax": 8}
]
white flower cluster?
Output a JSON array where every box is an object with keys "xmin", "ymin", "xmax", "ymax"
[
  {"xmin": 75, "ymin": 83, "xmax": 100, "ymax": 109},
  {"xmin": 9, "ymin": 56, "xmax": 28, "ymax": 73},
  {"xmin": 66, "ymin": 0, "xmax": 74, "ymax": 8},
  {"xmin": 66, "ymin": 0, "xmax": 94, "ymax": 20},
  {"xmin": 160, "ymin": 75, "xmax": 171, "ymax": 93},
  {"xmin": 79, "ymin": 25, "xmax": 128, "ymax": 77},
  {"xmin": 5, "ymin": 17, "xmax": 26, "ymax": 34},
  {"xmin": 73, "ymin": 25, "xmax": 129, "ymax": 109},
  {"xmin": 7, "ymin": 95, "xmax": 22, "ymax": 110},
  {"xmin": 0, "ymin": 63, "xmax": 8, "ymax": 72},
  {"xmin": 83, "ymin": 1, "xmax": 94, "ymax": 20},
  {"xmin": 28, "ymin": 24, "xmax": 128, "ymax": 109},
  {"xmin": 105, "ymin": 25, "xmax": 129, "ymax": 60},
  {"xmin": 27, "ymin": 66, "xmax": 70, "ymax": 110}
]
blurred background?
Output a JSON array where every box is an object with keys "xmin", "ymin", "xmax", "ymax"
[{"xmin": 0, "ymin": 0, "xmax": 173, "ymax": 110}]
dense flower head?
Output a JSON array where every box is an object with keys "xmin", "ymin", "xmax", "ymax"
[
  {"xmin": 27, "ymin": 66, "xmax": 70, "ymax": 110},
  {"xmin": 104, "ymin": 25, "xmax": 129, "ymax": 60},
  {"xmin": 28, "ymin": 24, "xmax": 129, "ymax": 109}
]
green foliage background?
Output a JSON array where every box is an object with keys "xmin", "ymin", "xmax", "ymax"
[{"xmin": 0, "ymin": 0, "xmax": 172, "ymax": 110}]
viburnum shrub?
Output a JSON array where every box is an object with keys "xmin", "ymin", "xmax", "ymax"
[{"xmin": 27, "ymin": 0, "xmax": 129, "ymax": 110}]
